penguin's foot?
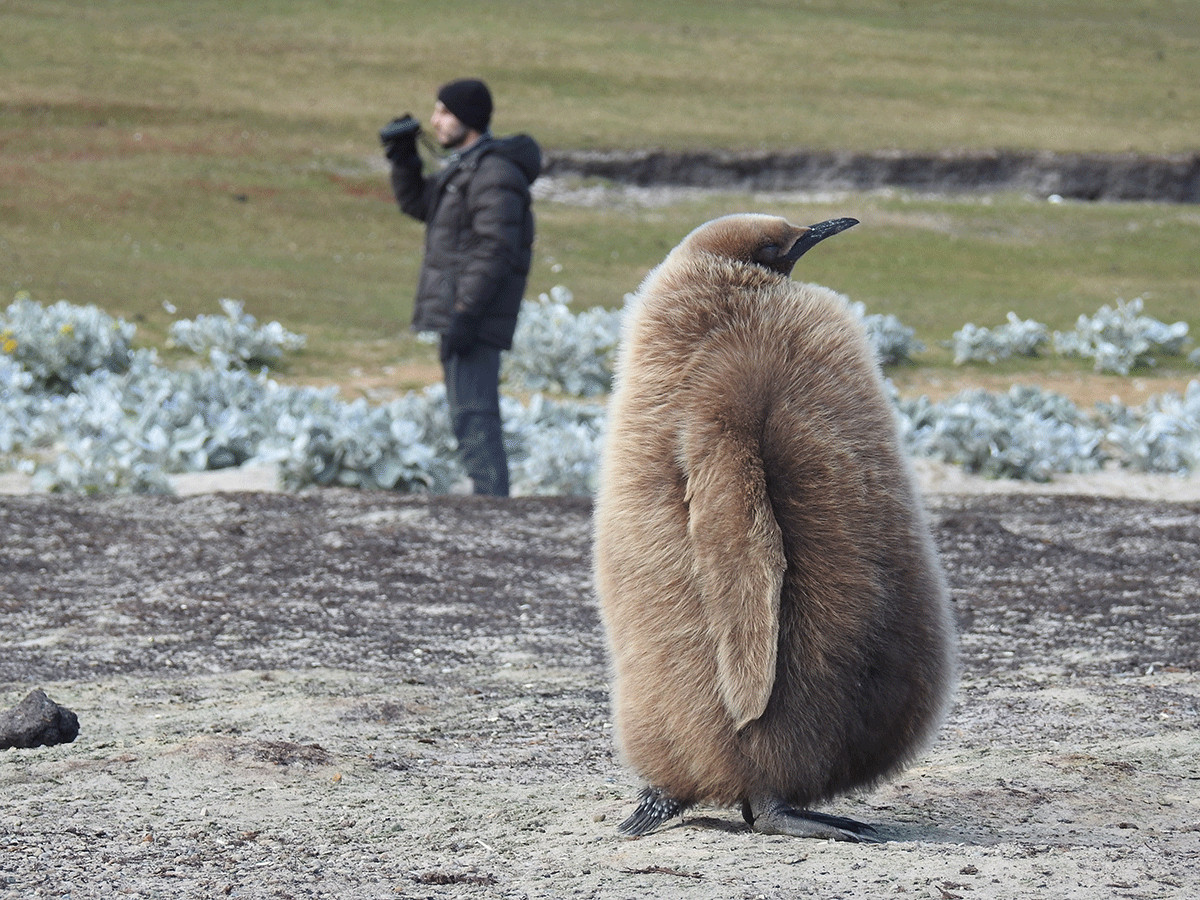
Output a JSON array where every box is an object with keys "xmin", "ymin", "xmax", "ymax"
[
  {"xmin": 616, "ymin": 786, "xmax": 688, "ymax": 836},
  {"xmin": 742, "ymin": 796, "xmax": 882, "ymax": 843}
]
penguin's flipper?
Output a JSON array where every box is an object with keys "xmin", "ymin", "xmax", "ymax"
[
  {"xmin": 616, "ymin": 786, "xmax": 687, "ymax": 836},
  {"xmin": 682, "ymin": 417, "xmax": 787, "ymax": 729}
]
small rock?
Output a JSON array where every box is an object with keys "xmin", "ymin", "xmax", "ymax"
[{"xmin": 0, "ymin": 689, "xmax": 80, "ymax": 749}]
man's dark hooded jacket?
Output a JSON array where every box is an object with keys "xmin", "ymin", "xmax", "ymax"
[{"xmin": 390, "ymin": 134, "xmax": 541, "ymax": 352}]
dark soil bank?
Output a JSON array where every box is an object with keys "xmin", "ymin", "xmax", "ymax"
[
  {"xmin": 3, "ymin": 491, "xmax": 1196, "ymax": 683},
  {"xmin": 543, "ymin": 149, "xmax": 1200, "ymax": 202}
]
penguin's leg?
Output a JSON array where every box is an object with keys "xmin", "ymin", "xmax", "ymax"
[
  {"xmin": 742, "ymin": 795, "xmax": 882, "ymax": 843},
  {"xmin": 616, "ymin": 786, "xmax": 689, "ymax": 836}
]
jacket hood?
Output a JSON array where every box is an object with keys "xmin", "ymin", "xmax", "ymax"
[{"xmin": 488, "ymin": 134, "xmax": 542, "ymax": 185}]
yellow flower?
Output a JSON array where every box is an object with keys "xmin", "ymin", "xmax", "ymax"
[
  {"xmin": 2, "ymin": 338, "xmax": 16, "ymax": 354},
  {"xmin": 59, "ymin": 322, "xmax": 75, "ymax": 336}
]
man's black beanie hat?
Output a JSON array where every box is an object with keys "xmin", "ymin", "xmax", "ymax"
[{"xmin": 437, "ymin": 79, "xmax": 493, "ymax": 133}]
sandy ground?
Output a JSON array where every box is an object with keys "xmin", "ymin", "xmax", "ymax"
[
  {"xmin": 1, "ymin": 467, "xmax": 1199, "ymax": 899},
  {"xmin": 4, "ymin": 457, "xmax": 1200, "ymax": 503}
]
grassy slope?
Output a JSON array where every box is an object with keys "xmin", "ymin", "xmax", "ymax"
[{"xmin": 1, "ymin": 0, "xmax": 1198, "ymax": 388}]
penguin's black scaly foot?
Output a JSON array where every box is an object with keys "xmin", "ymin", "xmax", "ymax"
[
  {"xmin": 742, "ymin": 796, "xmax": 882, "ymax": 843},
  {"xmin": 617, "ymin": 786, "xmax": 688, "ymax": 836}
]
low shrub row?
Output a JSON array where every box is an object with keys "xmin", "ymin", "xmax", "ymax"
[{"xmin": 3, "ymin": 293, "xmax": 1198, "ymax": 493}]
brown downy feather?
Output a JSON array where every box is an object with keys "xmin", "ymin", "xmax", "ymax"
[{"xmin": 593, "ymin": 214, "xmax": 956, "ymax": 809}]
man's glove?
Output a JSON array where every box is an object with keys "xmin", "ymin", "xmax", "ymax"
[
  {"xmin": 439, "ymin": 313, "xmax": 482, "ymax": 361},
  {"xmin": 380, "ymin": 115, "xmax": 420, "ymax": 162}
]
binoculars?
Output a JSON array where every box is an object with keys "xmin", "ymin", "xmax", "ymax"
[{"xmin": 379, "ymin": 115, "xmax": 420, "ymax": 145}]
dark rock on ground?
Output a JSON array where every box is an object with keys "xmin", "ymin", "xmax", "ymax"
[{"xmin": 0, "ymin": 688, "xmax": 80, "ymax": 749}]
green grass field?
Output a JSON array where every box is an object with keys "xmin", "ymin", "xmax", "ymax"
[{"xmin": 2, "ymin": 0, "xmax": 1198, "ymax": 390}]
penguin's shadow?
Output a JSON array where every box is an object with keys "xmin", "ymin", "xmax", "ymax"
[{"xmin": 669, "ymin": 815, "xmax": 972, "ymax": 845}]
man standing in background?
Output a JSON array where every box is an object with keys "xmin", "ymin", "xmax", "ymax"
[{"xmin": 383, "ymin": 79, "xmax": 541, "ymax": 496}]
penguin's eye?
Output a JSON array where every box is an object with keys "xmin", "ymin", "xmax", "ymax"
[{"xmin": 752, "ymin": 242, "xmax": 783, "ymax": 268}]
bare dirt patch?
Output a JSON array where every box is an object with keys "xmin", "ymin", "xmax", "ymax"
[{"xmin": 2, "ymin": 489, "xmax": 1199, "ymax": 899}]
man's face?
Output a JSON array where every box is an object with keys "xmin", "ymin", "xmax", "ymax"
[{"xmin": 430, "ymin": 101, "xmax": 470, "ymax": 149}]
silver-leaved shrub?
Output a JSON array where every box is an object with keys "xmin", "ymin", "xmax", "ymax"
[
  {"xmin": 1052, "ymin": 297, "xmax": 1190, "ymax": 375},
  {"xmin": 896, "ymin": 385, "xmax": 1107, "ymax": 481},
  {"xmin": 847, "ymin": 299, "xmax": 926, "ymax": 366},
  {"xmin": 1097, "ymin": 382, "xmax": 1200, "ymax": 474},
  {"xmin": 168, "ymin": 298, "xmax": 307, "ymax": 369},
  {"xmin": 950, "ymin": 313, "xmax": 1050, "ymax": 364},
  {"xmin": 503, "ymin": 286, "xmax": 624, "ymax": 397},
  {"xmin": 504, "ymin": 391, "xmax": 605, "ymax": 495},
  {"xmin": 1, "ymin": 292, "xmax": 136, "ymax": 390}
]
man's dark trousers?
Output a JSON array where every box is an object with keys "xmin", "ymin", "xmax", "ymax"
[{"xmin": 443, "ymin": 345, "xmax": 509, "ymax": 496}]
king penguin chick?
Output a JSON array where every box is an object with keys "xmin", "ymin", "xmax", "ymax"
[{"xmin": 593, "ymin": 214, "xmax": 956, "ymax": 842}]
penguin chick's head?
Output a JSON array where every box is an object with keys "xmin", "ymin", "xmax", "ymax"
[{"xmin": 680, "ymin": 214, "xmax": 859, "ymax": 277}]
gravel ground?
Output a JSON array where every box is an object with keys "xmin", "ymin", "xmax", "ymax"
[{"xmin": 1, "ymin": 487, "xmax": 1198, "ymax": 899}]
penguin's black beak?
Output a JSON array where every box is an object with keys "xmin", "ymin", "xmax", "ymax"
[{"xmin": 784, "ymin": 217, "xmax": 859, "ymax": 263}]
